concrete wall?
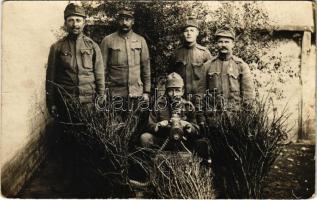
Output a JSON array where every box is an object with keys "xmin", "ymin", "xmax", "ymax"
[{"xmin": 1, "ymin": 1, "xmax": 67, "ymax": 196}]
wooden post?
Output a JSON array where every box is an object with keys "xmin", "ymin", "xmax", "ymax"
[{"xmin": 298, "ymin": 31, "xmax": 312, "ymax": 141}]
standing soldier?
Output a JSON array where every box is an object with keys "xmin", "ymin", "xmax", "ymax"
[
  {"xmin": 170, "ymin": 16, "xmax": 212, "ymax": 125},
  {"xmin": 205, "ymin": 28, "xmax": 255, "ymax": 198},
  {"xmin": 45, "ymin": 3, "xmax": 105, "ymax": 183},
  {"xmin": 46, "ymin": 3, "xmax": 105, "ymax": 121},
  {"xmin": 206, "ymin": 28, "xmax": 255, "ymax": 112},
  {"xmin": 100, "ymin": 6, "xmax": 151, "ymax": 113}
]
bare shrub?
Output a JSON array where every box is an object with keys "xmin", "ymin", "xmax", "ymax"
[
  {"xmin": 152, "ymin": 153, "xmax": 215, "ymax": 199},
  {"xmin": 55, "ymin": 90, "xmax": 152, "ymax": 197},
  {"xmin": 50, "ymin": 86, "xmax": 216, "ymax": 198},
  {"xmin": 208, "ymin": 97, "xmax": 289, "ymax": 198}
]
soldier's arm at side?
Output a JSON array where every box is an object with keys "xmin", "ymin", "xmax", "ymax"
[
  {"xmin": 100, "ymin": 37, "xmax": 110, "ymax": 87},
  {"xmin": 93, "ymin": 43, "xmax": 105, "ymax": 96},
  {"xmin": 140, "ymin": 37, "xmax": 151, "ymax": 94},
  {"xmin": 240, "ymin": 62, "xmax": 255, "ymax": 102},
  {"xmin": 46, "ymin": 44, "xmax": 57, "ymax": 112}
]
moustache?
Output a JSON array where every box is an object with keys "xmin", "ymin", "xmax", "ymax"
[{"xmin": 120, "ymin": 25, "xmax": 130, "ymax": 28}]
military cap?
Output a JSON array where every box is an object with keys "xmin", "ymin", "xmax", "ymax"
[
  {"xmin": 64, "ymin": 3, "xmax": 86, "ymax": 19},
  {"xmin": 166, "ymin": 73, "xmax": 184, "ymax": 88},
  {"xmin": 118, "ymin": 6, "xmax": 134, "ymax": 18},
  {"xmin": 215, "ymin": 28, "xmax": 235, "ymax": 40},
  {"xmin": 182, "ymin": 16, "xmax": 199, "ymax": 30}
]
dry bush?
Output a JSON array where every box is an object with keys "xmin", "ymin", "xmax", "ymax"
[
  {"xmin": 152, "ymin": 152, "xmax": 215, "ymax": 199},
  {"xmin": 51, "ymin": 87, "xmax": 216, "ymax": 198},
  {"xmin": 56, "ymin": 91, "xmax": 152, "ymax": 198},
  {"xmin": 208, "ymin": 97, "xmax": 289, "ymax": 198}
]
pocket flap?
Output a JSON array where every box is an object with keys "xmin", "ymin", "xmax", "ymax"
[
  {"xmin": 80, "ymin": 49, "xmax": 93, "ymax": 55},
  {"xmin": 109, "ymin": 44, "xmax": 121, "ymax": 50},
  {"xmin": 61, "ymin": 51, "xmax": 71, "ymax": 56},
  {"xmin": 176, "ymin": 60, "xmax": 187, "ymax": 66},
  {"xmin": 228, "ymin": 71, "xmax": 239, "ymax": 79},
  {"xmin": 208, "ymin": 69, "xmax": 220, "ymax": 76},
  {"xmin": 192, "ymin": 62, "xmax": 203, "ymax": 67},
  {"xmin": 131, "ymin": 41, "xmax": 141, "ymax": 49}
]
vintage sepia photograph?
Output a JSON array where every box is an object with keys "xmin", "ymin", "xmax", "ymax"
[{"xmin": 1, "ymin": 1, "xmax": 316, "ymax": 199}]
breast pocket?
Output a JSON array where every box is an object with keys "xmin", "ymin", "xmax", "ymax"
[
  {"xmin": 80, "ymin": 49, "xmax": 93, "ymax": 69},
  {"xmin": 60, "ymin": 51, "xmax": 72, "ymax": 67},
  {"xmin": 192, "ymin": 62, "xmax": 204, "ymax": 80},
  {"xmin": 208, "ymin": 70, "xmax": 220, "ymax": 92},
  {"xmin": 110, "ymin": 47, "xmax": 121, "ymax": 66},
  {"xmin": 228, "ymin": 71, "xmax": 240, "ymax": 92},
  {"xmin": 131, "ymin": 42, "xmax": 141, "ymax": 65}
]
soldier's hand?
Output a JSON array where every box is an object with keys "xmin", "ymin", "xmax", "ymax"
[
  {"xmin": 157, "ymin": 120, "xmax": 169, "ymax": 127},
  {"xmin": 50, "ymin": 105, "xmax": 59, "ymax": 118},
  {"xmin": 155, "ymin": 120, "xmax": 169, "ymax": 132},
  {"xmin": 185, "ymin": 124, "xmax": 192, "ymax": 133},
  {"xmin": 142, "ymin": 93, "xmax": 150, "ymax": 102},
  {"xmin": 180, "ymin": 120, "xmax": 194, "ymax": 134},
  {"xmin": 180, "ymin": 120, "xmax": 190, "ymax": 128}
]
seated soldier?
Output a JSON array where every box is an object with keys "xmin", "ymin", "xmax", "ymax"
[{"xmin": 140, "ymin": 73, "xmax": 209, "ymax": 158}]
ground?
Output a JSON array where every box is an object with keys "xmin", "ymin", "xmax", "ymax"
[
  {"xmin": 262, "ymin": 143, "xmax": 315, "ymax": 199},
  {"xmin": 18, "ymin": 142, "xmax": 315, "ymax": 198}
]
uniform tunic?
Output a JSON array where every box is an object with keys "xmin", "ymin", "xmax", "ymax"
[
  {"xmin": 206, "ymin": 55, "xmax": 255, "ymax": 111},
  {"xmin": 100, "ymin": 31, "xmax": 151, "ymax": 97},
  {"xmin": 46, "ymin": 33, "xmax": 105, "ymax": 110},
  {"xmin": 170, "ymin": 43, "xmax": 212, "ymax": 123},
  {"xmin": 171, "ymin": 43, "xmax": 212, "ymax": 96}
]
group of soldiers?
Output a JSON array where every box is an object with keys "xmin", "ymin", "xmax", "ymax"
[{"xmin": 46, "ymin": 4, "xmax": 255, "ymax": 165}]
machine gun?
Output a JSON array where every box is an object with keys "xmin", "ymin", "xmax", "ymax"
[{"xmin": 158, "ymin": 98, "xmax": 196, "ymax": 153}]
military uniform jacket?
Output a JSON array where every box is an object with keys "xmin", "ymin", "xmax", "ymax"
[
  {"xmin": 147, "ymin": 97, "xmax": 199, "ymax": 138},
  {"xmin": 100, "ymin": 31, "xmax": 151, "ymax": 97},
  {"xmin": 170, "ymin": 43, "xmax": 212, "ymax": 96},
  {"xmin": 206, "ymin": 55, "xmax": 255, "ymax": 110},
  {"xmin": 46, "ymin": 33, "xmax": 105, "ymax": 108}
]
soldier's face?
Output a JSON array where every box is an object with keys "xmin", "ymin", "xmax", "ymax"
[
  {"xmin": 118, "ymin": 15, "xmax": 134, "ymax": 32},
  {"xmin": 65, "ymin": 16, "xmax": 85, "ymax": 35},
  {"xmin": 217, "ymin": 37, "xmax": 234, "ymax": 54},
  {"xmin": 167, "ymin": 87, "xmax": 184, "ymax": 98},
  {"xmin": 183, "ymin": 27, "xmax": 199, "ymax": 43}
]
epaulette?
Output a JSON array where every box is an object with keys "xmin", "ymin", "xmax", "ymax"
[
  {"xmin": 196, "ymin": 44, "xmax": 208, "ymax": 51},
  {"xmin": 58, "ymin": 36, "xmax": 68, "ymax": 43},
  {"xmin": 83, "ymin": 35, "xmax": 94, "ymax": 44},
  {"xmin": 54, "ymin": 36, "xmax": 68, "ymax": 47},
  {"xmin": 133, "ymin": 31, "xmax": 142, "ymax": 39},
  {"xmin": 232, "ymin": 55, "xmax": 245, "ymax": 64},
  {"xmin": 105, "ymin": 32, "xmax": 117, "ymax": 40},
  {"xmin": 210, "ymin": 56, "xmax": 218, "ymax": 62}
]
